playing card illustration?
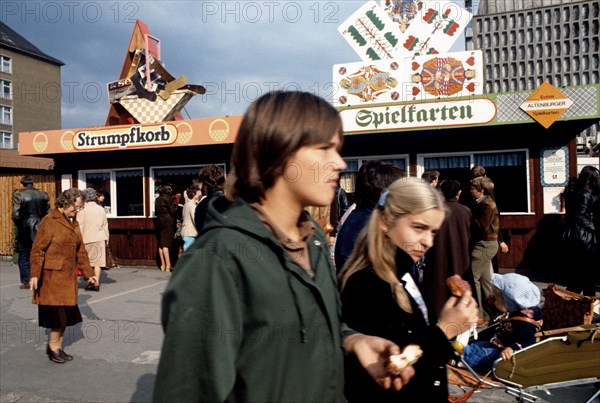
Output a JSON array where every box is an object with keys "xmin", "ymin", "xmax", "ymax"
[
  {"xmin": 339, "ymin": 1, "xmax": 402, "ymax": 61},
  {"xmin": 407, "ymin": 50, "xmax": 483, "ymax": 100},
  {"xmin": 381, "ymin": 0, "xmax": 423, "ymax": 33},
  {"xmin": 397, "ymin": 0, "xmax": 472, "ymax": 57},
  {"xmin": 333, "ymin": 50, "xmax": 484, "ymax": 106},
  {"xmin": 333, "ymin": 60, "xmax": 404, "ymax": 106}
]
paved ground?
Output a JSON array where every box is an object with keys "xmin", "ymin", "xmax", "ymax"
[{"xmin": 0, "ymin": 258, "xmax": 598, "ymax": 402}]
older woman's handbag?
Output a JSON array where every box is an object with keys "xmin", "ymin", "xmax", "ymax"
[{"xmin": 105, "ymin": 241, "xmax": 118, "ymax": 269}]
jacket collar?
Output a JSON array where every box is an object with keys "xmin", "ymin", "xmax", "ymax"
[{"xmin": 49, "ymin": 208, "xmax": 76, "ymax": 230}]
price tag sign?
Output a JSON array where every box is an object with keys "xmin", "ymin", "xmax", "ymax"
[{"xmin": 540, "ymin": 147, "xmax": 568, "ymax": 187}]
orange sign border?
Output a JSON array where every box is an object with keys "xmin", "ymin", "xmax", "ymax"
[{"xmin": 19, "ymin": 116, "xmax": 243, "ymax": 155}]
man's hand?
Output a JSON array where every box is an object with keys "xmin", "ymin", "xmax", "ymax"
[
  {"xmin": 500, "ymin": 242, "xmax": 509, "ymax": 253},
  {"xmin": 30, "ymin": 277, "xmax": 38, "ymax": 290},
  {"xmin": 343, "ymin": 334, "xmax": 414, "ymax": 391}
]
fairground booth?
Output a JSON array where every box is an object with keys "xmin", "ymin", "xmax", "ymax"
[{"xmin": 18, "ymin": 14, "xmax": 600, "ymax": 272}]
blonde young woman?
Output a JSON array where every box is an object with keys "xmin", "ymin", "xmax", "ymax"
[{"xmin": 339, "ymin": 178, "xmax": 478, "ymax": 402}]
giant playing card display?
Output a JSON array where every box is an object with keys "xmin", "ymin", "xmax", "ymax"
[
  {"xmin": 406, "ymin": 50, "xmax": 483, "ymax": 99},
  {"xmin": 332, "ymin": 50, "xmax": 483, "ymax": 107},
  {"xmin": 338, "ymin": 1, "xmax": 402, "ymax": 61},
  {"xmin": 398, "ymin": 0, "xmax": 472, "ymax": 56},
  {"xmin": 380, "ymin": 0, "xmax": 423, "ymax": 33}
]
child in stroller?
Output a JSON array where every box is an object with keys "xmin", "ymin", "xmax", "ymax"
[{"xmin": 462, "ymin": 273, "xmax": 543, "ymax": 373}]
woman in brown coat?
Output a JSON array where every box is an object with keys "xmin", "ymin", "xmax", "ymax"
[{"xmin": 29, "ymin": 188, "xmax": 98, "ymax": 363}]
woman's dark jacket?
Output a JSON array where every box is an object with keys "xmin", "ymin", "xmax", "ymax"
[
  {"xmin": 564, "ymin": 187, "xmax": 598, "ymax": 254},
  {"xmin": 341, "ymin": 249, "xmax": 454, "ymax": 402},
  {"xmin": 154, "ymin": 194, "xmax": 176, "ymax": 230},
  {"xmin": 334, "ymin": 206, "xmax": 373, "ymax": 271}
]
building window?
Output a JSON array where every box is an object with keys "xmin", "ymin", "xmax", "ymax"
[
  {"xmin": 0, "ymin": 106, "xmax": 11, "ymax": 125},
  {"xmin": 0, "ymin": 80, "xmax": 11, "ymax": 99},
  {"xmin": 0, "ymin": 131, "xmax": 12, "ymax": 148},
  {"xmin": 0, "ymin": 56, "xmax": 11, "ymax": 74},
  {"xmin": 544, "ymin": 10, "xmax": 552, "ymax": 25},
  {"xmin": 151, "ymin": 164, "xmax": 227, "ymax": 215},
  {"xmin": 79, "ymin": 168, "xmax": 145, "ymax": 217},
  {"xmin": 419, "ymin": 150, "xmax": 530, "ymax": 213},
  {"xmin": 583, "ymin": 55, "xmax": 590, "ymax": 69}
]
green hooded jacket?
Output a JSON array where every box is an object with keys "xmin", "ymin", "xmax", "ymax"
[{"xmin": 153, "ymin": 196, "xmax": 350, "ymax": 403}]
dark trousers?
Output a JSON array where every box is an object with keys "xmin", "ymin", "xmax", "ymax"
[{"xmin": 17, "ymin": 244, "xmax": 31, "ymax": 285}]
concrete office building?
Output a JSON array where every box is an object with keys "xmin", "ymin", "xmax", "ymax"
[{"xmin": 466, "ymin": 0, "xmax": 599, "ymax": 156}]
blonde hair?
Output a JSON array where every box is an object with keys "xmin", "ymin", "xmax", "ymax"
[{"xmin": 339, "ymin": 177, "xmax": 446, "ymax": 313}]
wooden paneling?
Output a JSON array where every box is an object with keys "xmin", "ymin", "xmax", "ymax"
[
  {"xmin": 108, "ymin": 218, "xmax": 159, "ymax": 267},
  {"xmin": 0, "ymin": 174, "xmax": 56, "ymax": 255}
]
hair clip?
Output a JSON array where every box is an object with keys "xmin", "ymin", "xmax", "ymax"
[{"xmin": 378, "ymin": 190, "xmax": 389, "ymax": 207}]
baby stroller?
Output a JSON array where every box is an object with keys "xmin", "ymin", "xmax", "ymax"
[{"xmin": 448, "ymin": 284, "xmax": 600, "ymax": 403}]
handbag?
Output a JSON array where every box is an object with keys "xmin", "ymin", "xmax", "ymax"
[
  {"xmin": 105, "ymin": 240, "xmax": 118, "ymax": 269},
  {"xmin": 174, "ymin": 225, "xmax": 182, "ymax": 240},
  {"xmin": 541, "ymin": 284, "xmax": 596, "ymax": 331}
]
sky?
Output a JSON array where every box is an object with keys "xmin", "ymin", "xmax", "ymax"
[{"xmin": 1, "ymin": 1, "xmax": 467, "ymax": 130}]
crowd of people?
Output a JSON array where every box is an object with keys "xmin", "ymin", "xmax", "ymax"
[{"xmin": 12, "ymin": 91, "xmax": 599, "ymax": 401}]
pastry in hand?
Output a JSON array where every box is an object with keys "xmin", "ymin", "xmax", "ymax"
[
  {"xmin": 385, "ymin": 344, "xmax": 423, "ymax": 375},
  {"xmin": 446, "ymin": 274, "xmax": 471, "ymax": 297}
]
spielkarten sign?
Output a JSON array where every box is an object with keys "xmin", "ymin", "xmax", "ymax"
[{"xmin": 340, "ymin": 98, "xmax": 497, "ymax": 133}]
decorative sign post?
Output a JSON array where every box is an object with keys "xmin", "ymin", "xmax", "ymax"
[{"xmin": 520, "ymin": 82, "xmax": 573, "ymax": 129}]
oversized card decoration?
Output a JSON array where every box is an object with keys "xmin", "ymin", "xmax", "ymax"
[
  {"xmin": 333, "ymin": 50, "xmax": 483, "ymax": 107},
  {"xmin": 406, "ymin": 50, "xmax": 483, "ymax": 100},
  {"xmin": 381, "ymin": 0, "xmax": 423, "ymax": 33},
  {"xmin": 338, "ymin": 1, "xmax": 401, "ymax": 61},
  {"xmin": 333, "ymin": 60, "xmax": 403, "ymax": 106},
  {"xmin": 397, "ymin": 0, "xmax": 472, "ymax": 57}
]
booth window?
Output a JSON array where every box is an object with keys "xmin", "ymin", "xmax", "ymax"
[
  {"xmin": 151, "ymin": 164, "xmax": 226, "ymax": 216},
  {"xmin": 420, "ymin": 150, "xmax": 530, "ymax": 213},
  {"xmin": 79, "ymin": 168, "xmax": 144, "ymax": 217},
  {"xmin": 340, "ymin": 156, "xmax": 408, "ymax": 195}
]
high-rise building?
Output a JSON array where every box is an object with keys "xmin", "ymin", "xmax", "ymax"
[
  {"xmin": 467, "ymin": 0, "xmax": 599, "ymax": 155},
  {"xmin": 0, "ymin": 21, "xmax": 63, "ymax": 150}
]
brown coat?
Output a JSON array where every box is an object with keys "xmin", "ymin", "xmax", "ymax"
[
  {"xmin": 424, "ymin": 199, "xmax": 474, "ymax": 316},
  {"xmin": 30, "ymin": 209, "xmax": 94, "ymax": 306}
]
